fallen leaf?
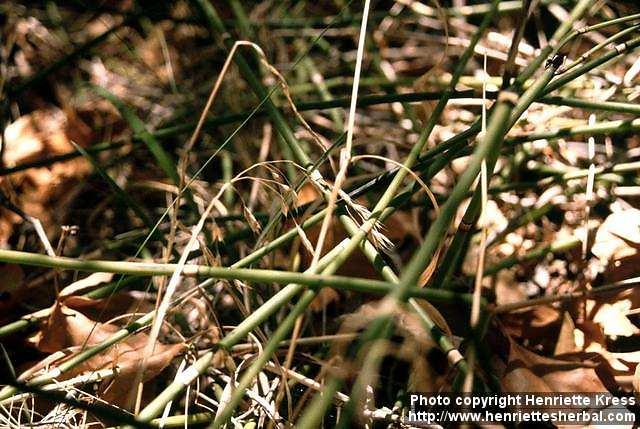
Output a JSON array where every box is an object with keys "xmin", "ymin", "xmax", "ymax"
[
  {"xmin": 63, "ymin": 292, "xmax": 141, "ymax": 323},
  {"xmin": 494, "ymin": 271, "xmax": 527, "ymax": 306},
  {"xmin": 633, "ymin": 362, "xmax": 640, "ymax": 395},
  {"xmin": 554, "ymin": 312, "xmax": 578, "ymax": 355},
  {"xmin": 99, "ymin": 338, "xmax": 184, "ymax": 406},
  {"xmin": 54, "ymin": 272, "xmax": 143, "ymax": 322},
  {"xmin": 27, "ymin": 303, "xmax": 184, "ymax": 408},
  {"xmin": 500, "ymin": 305, "xmax": 562, "ymax": 353},
  {"xmin": 309, "ymin": 287, "xmax": 340, "ymax": 312},
  {"xmin": 295, "ymin": 183, "xmax": 319, "ymax": 207},
  {"xmin": 502, "ymin": 339, "xmax": 617, "ymax": 393},
  {"xmin": 585, "ymin": 341, "xmax": 640, "ymax": 372},
  {"xmin": 571, "ymin": 317, "xmax": 640, "ymax": 374},
  {"xmin": 592, "ymin": 209, "xmax": 640, "ymax": 281},
  {"xmin": 59, "ymin": 272, "xmax": 115, "ymax": 298},
  {"xmin": 1, "ymin": 106, "xmax": 92, "ymax": 168},
  {"xmin": 0, "ymin": 106, "xmax": 93, "ymax": 243},
  {"xmin": 30, "ymin": 303, "xmax": 119, "ymax": 353}
]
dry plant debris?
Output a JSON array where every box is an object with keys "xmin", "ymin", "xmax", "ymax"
[{"xmin": 0, "ymin": 0, "xmax": 640, "ymax": 427}]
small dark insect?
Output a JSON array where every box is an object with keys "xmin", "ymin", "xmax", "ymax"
[{"xmin": 546, "ymin": 53, "xmax": 566, "ymax": 70}]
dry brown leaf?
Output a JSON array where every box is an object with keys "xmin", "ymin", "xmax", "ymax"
[
  {"xmin": 501, "ymin": 339, "xmax": 626, "ymax": 428},
  {"xmin": 584, "ymin": 341, "xmax": 640, "ymax": 373},
  {"xmin": 633, "ymin": 362, "xmax": 640, "ymax": 395},
  {"xmin": 384, "ymin": 210, "xmax": 423, "ymax": 243},
  {"xmin": 137, "ymin": 25, "xmax": 181, "ymax": 86},
  {"xmin": 0, "ymin": 206, "xmax": 20, "ymax": 248},
  {"xmin": 59, "ymin": 272, "xmax": 115, "ymax": 298},
  {"xmin": 576, "ymin": 320, "xmax": 608, "ymax": 349},
  {"xmin": 0, "ymin": 106, "xmax": 93, "ymax": 243},
  {"xmin": 30, "ymin": 304, "xmax": 185, "ymax": 406},
  {"xmin": 502, "ymin": 339, "xmax": 616, "ymax": 393},
  {"xmin": 27, "ymin": 303, "xmax": 184, "ymax": 408},
  {"xmin": 309, "ymin": 287, "xmax": 340, "ymax": 312},
  {"xmin": 295, "ymin": 183, "xmax": 320, "ymax": 207},
  {"xmin": 554, "ymin": 312, "xmax": 578, "ymax": 355},
  {"xmin": 1, "ymin": 106, "xmax": 92, "ymax": 168},
  {"xmin": 500, "ymin": 305, "xmax": 562, "ymax": 353},
  {"xmin": 30, "ymin": 303, "xmax": 120, "ymax": 353},
  {"xmin": 63, "ymin": 292, "xmax": 141, "ymax": 323},
  {"xmin": 592, "ymin": 208, "xmax": 640, "ymax": 281},
  {"xmin": 99, "ymin": 339, "xmax": 184, "ymax": 407},
  {"xmin": 55, "ymin": 273, "xmax": 142, "ymax": 322},
  {"xmin": 573, "ymin": 318, "xmax": 640, "ymax": 374},
  {"xmin": 494, "ymin": 271, "xmax": 526, "ymax": 306}
]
